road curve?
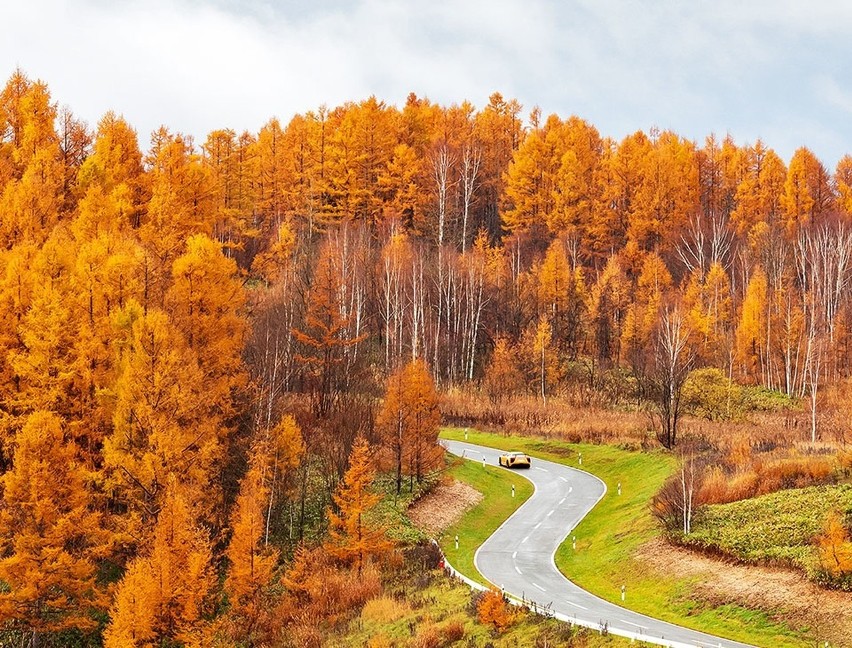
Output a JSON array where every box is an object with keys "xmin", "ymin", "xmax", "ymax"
[{"xmin": 444, "ymin": 440, "xmax": 756, "ymax": 648}]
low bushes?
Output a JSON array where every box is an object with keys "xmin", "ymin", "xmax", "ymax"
[
  {"xmin": 698, "ymin": 453, "xmax": 837, "ymax": 505},
  {"xmin": 476, "ymin": 588, "xmax": 516, "ymax": 634},
  {"xmin": 679, "ymin": 484, "xmax": 852, "ymax": 588}
]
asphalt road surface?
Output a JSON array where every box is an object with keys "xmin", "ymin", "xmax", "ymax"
[{"xmin": 444, "ymin": 440, "xmax": 756, "ymax": 648}]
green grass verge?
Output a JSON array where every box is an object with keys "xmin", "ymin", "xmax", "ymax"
[
  {"xmin": 684, "ymin": 484, "xmax": 852, "ymax": 572},
  {"xmin": 439, "ymin": 455, "xmax": 534, "ymax": 585},
  {"xmin": 440, "ymin": 427, "xmax": 815, "ymax": 648}
]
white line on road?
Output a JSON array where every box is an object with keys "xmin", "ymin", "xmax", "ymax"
[
  {"xmin": 569, "ymin": 486, "xmax": 573, "ymax": 493},
  {"xmin": 534, "ymin": 522, "xmax": 542, "ymax": 530},
  {"xmin": 533, "ymin": 583, "xmax": 546, "ymax": 592},
  {"xmin": 521, "ymin": 535, "xmax": 529, "ymax": 543},
  {"xmin": 566, "ymin": 600, "xmax": 588, "ymax": 610},
  {"xmin": 619, "ymin": 619, "xmax": 648, "ymax": 630},
  {"xmin": 559, "ymin": 476, "xmax": 568, "ymax": 482},
  {"xmin": 534, "ymin": 467, "xmax": 548, "ymax": 473},
  {"xmin": 512, "ymin": 551, "xmax": 517, "ymax": 559},
  {"xmin": 515, "ymin": 564, "xmax": 522, "ymax": 574},
  {"xmin": 547, "ymin": 509, "xmax": 555, "ymax": 517},
  {"xmin": 558, "ymin": 497, "xmax": 566, "ymax": 505}
]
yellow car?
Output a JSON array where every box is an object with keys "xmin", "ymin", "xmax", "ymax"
[{"xmin": 498, "ymin": 451, "xmax": 531, "ymax": 469}]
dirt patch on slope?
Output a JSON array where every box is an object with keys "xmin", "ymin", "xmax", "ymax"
[
  {"xmin": 407, "ymin": 480, "xmax": 483, "ymax": 536},
  {"xmin": 636, "ymin": 537, "xmax": 852, "ymax": 646}
]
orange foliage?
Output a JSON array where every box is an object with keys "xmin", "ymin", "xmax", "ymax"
[
  {"xmin": 166, "ymin": 232, "xmax": 247, "ymax": 416},
  {"xmin": 483, "ymin": 337, "xmax": 524, "ymax": 402},
  {"xmin": 0, "ymin": 412, "xmax": 106, "ymax": 635},
  {"xmin": 223, "ymin": 459, "xmax": 278, "ymax": 640},
  {"xmin": 104, "ymin": 303, "xmax": 222, "ymax": 517},
  {"xmin": 280, "ymin": 545, "xmax": 381, "ymax": 627},
  {"xmin": 9, "ymin": 67, "xmax": 852, "ymax": 645},
  {"xmin": 476, "ymin": 587, "xmax": 514, "ymax": 633},
  {"xmin": 104, "ymin": 476, "xmax": 214, "ymax": 648},
  {"xmin": 327, "ymin": 436, "xmax": 394, "ymax": 575},
  {"xmin": 377, "ymin": 359, "xmax": 443, "ymax": 492},
  {"xmin": 817, "ymin": 510, "xmax": 852, "ymax": 578},
  {"xmin": 699, "ymin": 453, "xmax": 836, "ymax": 505}
]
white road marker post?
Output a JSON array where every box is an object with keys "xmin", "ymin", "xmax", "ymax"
[
  {"xmin": 455, "ymin": 535, "xmax": 459, "ymax": 550},
  {"xmin": 572, "ymin": 535, "xmax": 576, "ymax": 550},
  {"xmin": 621, "ymin": 584, "xmax": 625, "ymax": 601},
  {"xmin": 617, "ymin": 482, "xmax": 622, "ymax": 496},
  {"xmin": 578, "ymin": 452, "xmax": 582, "ymax": 465},
  {"xmin": 512, "ymin": 484, "xmax": 515, "ymax": 498},
  {"xmin": 464, "ymin": 428, "xmax": 468, "ymax": 440},
  {"xmin": 482, "ymin": 457, "xmax": 486, "ymax": 468}
]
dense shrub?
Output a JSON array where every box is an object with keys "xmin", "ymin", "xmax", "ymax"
[
  {"xmin": 697, "ymin": 453, "xmax": 837, "ymax": 505},
  {"xmin": 682, "ymin": 368, "xmax": 742, "ymax": 420},
  {"xmin": 476, "ymin": 588, "xmax": 514, "ymax": 634}
]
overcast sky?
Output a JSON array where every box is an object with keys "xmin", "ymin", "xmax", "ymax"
[{"xmin": 4, "ymin": 0, "xmax": 852, "ymax": 167}]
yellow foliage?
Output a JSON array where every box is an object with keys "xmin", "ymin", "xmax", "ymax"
[
  {"xmin": 361, "ymin": 596, "xmax": 411, "ymax": 623},
  {"xmin": 818, "ymin": 510, "xmax": 852, "ymax": 577},
  {"xmin": 483, "ymin": 337, "xmax": 524, "ymax": 402},
  {"xmin": 477, "ymin": 587, "xmax": 514, "ymax": 633},
  {"xmin": 378, "ymin": 359, "xmax": 443, "ymax": 491},
  {"xmin": 327, "ymin": 436, "xmax": 394, "ymax": 574},
  {"xmin": 105, "ymin": 304, "xmax": 221, "ymax": 514},
  {"xmin": 252, "ymin": 219, "xmax": 297, "ymax": 283},
  {"xmin": 224, "ymin": 462, "xmax": 278, "ymax": 633},
  {"xmin": 104, "ymin": 476, "xmax": 214, "ymax": 647},
  {"xmin": 0, "ymin": 411, "xmax": 106, "ymax": 634}
]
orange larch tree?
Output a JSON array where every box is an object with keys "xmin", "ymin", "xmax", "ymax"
[
  {"xmin": 400, "ymin": 358, "xmax": 442, "ymax": 486},
  {"xmin": 817, "ymin": 510, "xmax": 852, "ymax": 584},
  {"xmin": 76, "ymin": 111, "xmax": 146, "ymax": 209},
  {"xmin": 483, "ymin": 337, "xmax": 524, "ymax": 403},
  {"xmin": 377, "ymin": 359, "xmax": 442, "ymax": 493},
  {"xmin": 550, "ymin": 116, "xmax": 603, "ymax": 240},
  {"xmin": 203, "ymin": 128, "xmax": 259, "ymax": 260},
  {"xmin": 326, "ymin": 436, "xmax": 393, "ymax": 576},
  {"xmin": 835, "ymin": 155, "xmax": 852, "ymax": 220},
  {"xmin": 223, "ymin": 453, "xmax": 279, "ymax": 642},
  {"xmin": 292, "ymin": 233, "xmax": 367, "ymax": 416},
  {"xmin": 104, "ymin": 302, "xmax": 221, "ymax": 522},
  {"xmin": 139, "ymin": 128, "xmax": 216, "ymax": 309},
  {"xmin": 166, "ymin": 233, "xmax": 248, "ymax": 422},
  {"xmin": 780, "ymin": 147, "xmax": 834, "ymax": 239},
  {"xmin": 0, "ymin": 72, "xmax": 64, "ymax": 248},
  {"xmin": 0, "ymin": 411, "xmax": 106, "ymax": 641},
  {"xmin": 256, "ymin": 414, "xmax": 305, "ymax": 544},
  {"xmin": 103, "ymin": 476, "xmax": 214, "ymax": 648}
]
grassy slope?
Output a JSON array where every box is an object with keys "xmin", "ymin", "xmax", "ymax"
[
  {"xmin": 684, "ymin": 483, "xmax": 852, "ymax": 570},
  {"xmin": 440, "ymin": 428, "xmax": 812, "ymax": 648},
  {"xmin": 341, "ymin": 574, "xmax": 638, "ymax": 647}
]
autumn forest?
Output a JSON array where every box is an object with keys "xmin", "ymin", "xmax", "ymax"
[{"xmin": 2, "ymin": 67, "xmax": 852, "ymax": 645}]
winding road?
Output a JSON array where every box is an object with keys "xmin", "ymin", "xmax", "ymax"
[{"xmin": 444, "ymin": 440, "xmax": 755, "ymax": 648}]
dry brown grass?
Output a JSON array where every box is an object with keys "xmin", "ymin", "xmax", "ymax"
[
  {"xmin": 699, "ymin": 453, "xmax": 838, "ymax": 505},
  {"xmin": 361, "ymin": 596, "xmax": 412, "ymax": 624},
  {"xmin": 441, "ymin": 389, "xmax": 649, "ymax": 448},
  {"xmin": 444, "ymin": 387, "xmax": 850, "ymax": 453}
]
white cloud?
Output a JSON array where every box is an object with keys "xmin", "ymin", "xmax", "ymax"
[{"xmin": 1, "ymin": 0, "xmax": 851, "ymax": 165}]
